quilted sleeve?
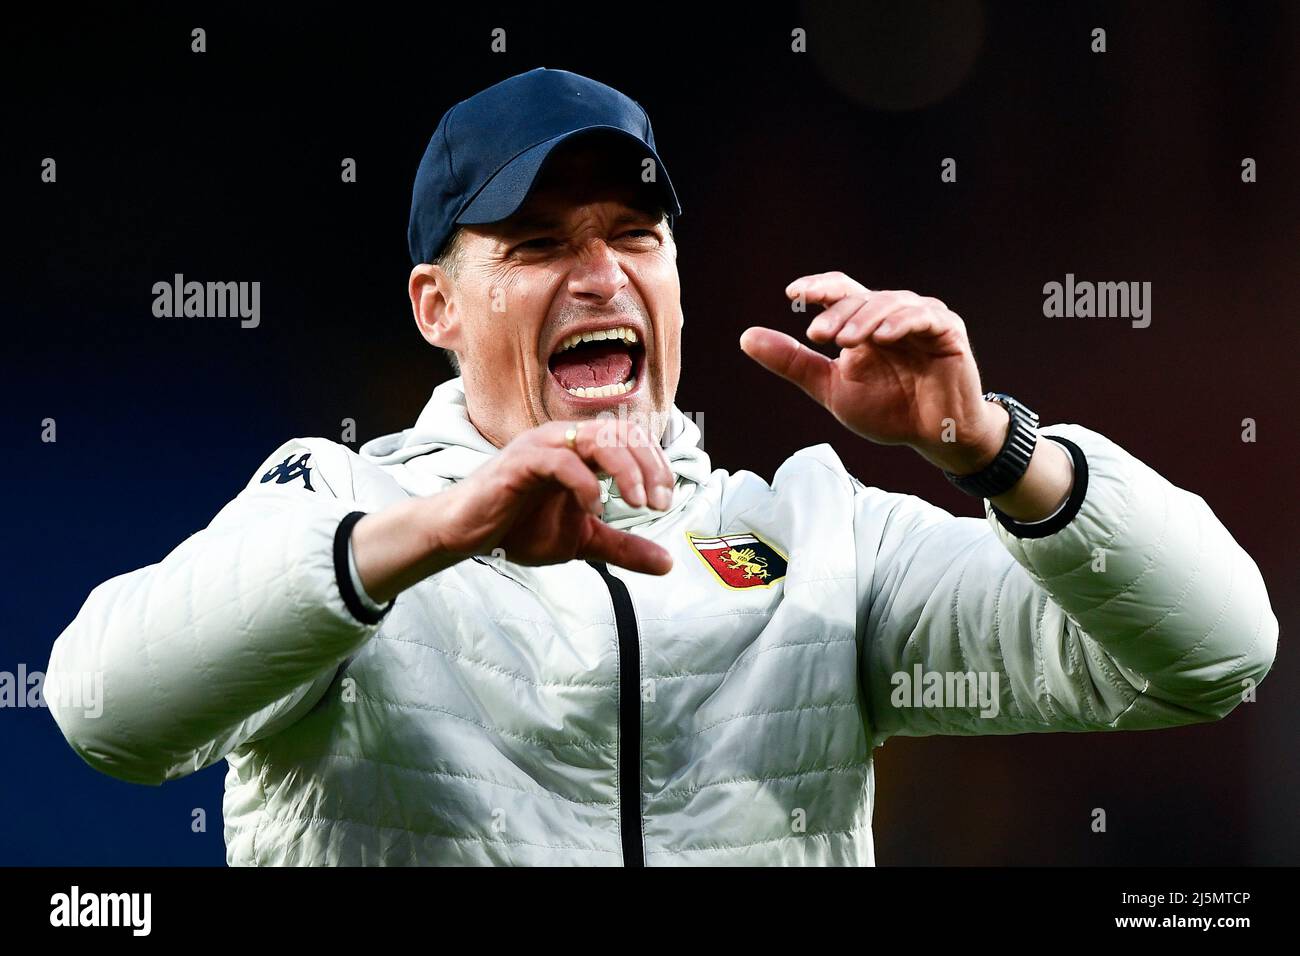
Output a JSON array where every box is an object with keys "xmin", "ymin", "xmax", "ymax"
[
  {"xmin": 858, "ymin": 424, "xmax": 1278, "ymax": 745},
  {"xmin": 45, "ymin": 438, "xmax": 392, "ymax": 785}
]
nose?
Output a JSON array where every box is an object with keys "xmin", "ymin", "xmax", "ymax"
[{"xmin": 567, "ymin": 238, "xmax": 627, "ymax": 305}]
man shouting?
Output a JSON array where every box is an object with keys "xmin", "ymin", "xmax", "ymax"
[{"xmin": 47, "ymin": 68, "xmax": 1277, "ymax": 866}]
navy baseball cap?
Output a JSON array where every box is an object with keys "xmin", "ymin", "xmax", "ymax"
[{"xmin": 408, "ymin": 67, "xmax": 682, "ymax": 265}]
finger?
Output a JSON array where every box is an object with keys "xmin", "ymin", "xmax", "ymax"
[
  {"xmin": 575, "ymin": 420, "xmax": 654, "ymax": 509},
  {"xmin": 871, "ymin": 305, "xmax": 945, "ymax": 344},
  {"xmin": 786, "ymin": 271, "xmax": 871, "ymax": 307},
  {"xmin": 522, "ymin": 448, "xmax": 605, "ymax": 515},
  {"xmin": 806, "ymin": 293, "xmax": 870, "ymax": 344},
  {"xmin": 579, "ymin": 520, "xmax": 674, "ymax": 575},
  {"xmin": 585, "ymin": 417, "xmax": 672, "ymax": 511},
  {"xmin": 786, "ymin": 271, "xmax": 869, "ymax": 302},
  {"xmin": 834, "ymin": 293, "xmax": 925, "ymax": 348},
  {"xmin": 653, "ymin": 440, "xmax": 674, "ymax": 489},
  {"xmin": 621, "ymin": 423, "xmax": 675, "ymax": 510},
  {"xmin": 739, "ymin": 326, "xmax": 835, "ymax": 406},
  {"xmin": 538, "ymin": 420, "xmax": 672, "ymax": 512},
  {"xmin": 533, "ymin": 421, "xmax": 643, "ymax": 508},
  {"xmin": 590, "ymin": 443, "xmax": 647, "ymax": 508}
]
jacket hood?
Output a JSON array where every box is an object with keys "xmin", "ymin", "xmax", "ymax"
[{"xmin": 359, "ymin": 376, "xmax": 712, "ymax": 529}]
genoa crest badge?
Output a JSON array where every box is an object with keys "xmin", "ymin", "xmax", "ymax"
[{"xmin": 686, "ymin": 531, "xmax": 788, "ymax": 590}]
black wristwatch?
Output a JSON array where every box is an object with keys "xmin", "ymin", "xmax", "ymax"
[{"xmin": 943, "ymin": 392, "xmax": 1040, "ymax": 498}]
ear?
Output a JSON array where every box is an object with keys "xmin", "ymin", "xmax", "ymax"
[{"xmin": 410, "ymin": 264, "xmax": 463, "ymax": 352}]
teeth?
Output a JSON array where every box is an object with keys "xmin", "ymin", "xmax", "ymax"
[
  {"xmin": 564, "ymin": 379, "xmax": 635, "ymax": 399},
  {"xmin": 553, "ymin": 325, "xmax": 640, "ymax": 355}
]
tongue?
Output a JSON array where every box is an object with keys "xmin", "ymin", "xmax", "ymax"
[{"xmin": 550, "ymin": 342, "xmax": 634, "ymax": 391}]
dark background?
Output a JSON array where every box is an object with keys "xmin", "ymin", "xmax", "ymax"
[{"xmin": 2, "ymin": 1, "xmax": 1295, "ymax": 865}]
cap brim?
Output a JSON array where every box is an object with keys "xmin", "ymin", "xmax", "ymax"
[{"xmin": 454, "ymin": 126, "xmax": 681, "ymax": 227}]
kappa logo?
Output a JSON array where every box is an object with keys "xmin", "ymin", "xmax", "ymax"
[
  {"xmin": 261, "ymin": 452, "xmax": 315, "ymax": 491},
  {"xmin": 687, "ymin": 532, "xmax": 788, "ymax": 590}
]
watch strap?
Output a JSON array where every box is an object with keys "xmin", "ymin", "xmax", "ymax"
[{"xmin": 944, "ymin": 393, "xmax": 1040, "ymax": 498}]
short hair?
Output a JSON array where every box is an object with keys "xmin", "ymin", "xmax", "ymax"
[
  {"xmin": 431, "ymin": 208, "xmax": 675, "ymax": 377},
  {"xmin": 431, "ymin": 229, "xmax": 466, "ymax": 374}
]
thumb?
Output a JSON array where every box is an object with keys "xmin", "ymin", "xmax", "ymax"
[
  {"xmin": 739, "ymin": 326, "xmax": 834, "ymax": 406},
  {"xmin": 579, "ymin": 519, "xmax": 674, "ymax": 576}
]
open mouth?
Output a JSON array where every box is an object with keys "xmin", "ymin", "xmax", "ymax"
[{"xmin": 547, "ymin": 325, "xmax": 645, "ymax": 399}]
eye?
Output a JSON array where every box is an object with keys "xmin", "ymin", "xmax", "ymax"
[
  {"xmin": 618, "ymin": 228, "xmax": 659, "ymax": 243},
  {"xmin": 513, "ymin": 237, "xmax": 561, "ymax": 255}
]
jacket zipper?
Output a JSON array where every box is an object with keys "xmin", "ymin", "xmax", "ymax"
[{"xmin": 588, "ymin": 560, "xmax": 645, "ymax": 867}]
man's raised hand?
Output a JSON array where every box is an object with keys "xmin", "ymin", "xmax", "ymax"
[
  {"xmin": 351, "ymin": 416, "xmax": 676, "ymax": 604},
  {"xmin": 738, "ymin": 271, "xmax": 1007, "ymax": 475},
  {"xmin": 433, "ymin": 418, "xmax": 676, "ymax": 574}
]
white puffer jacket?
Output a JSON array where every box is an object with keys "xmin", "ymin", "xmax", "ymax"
[{"xmin": 45, "ymin": 378, "xmax": 1277, "ymax": 865}]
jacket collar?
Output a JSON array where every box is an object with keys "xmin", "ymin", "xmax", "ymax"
[{"xmin": 359, "ymin": 376, "xmax": 711, "ymax": 530}]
